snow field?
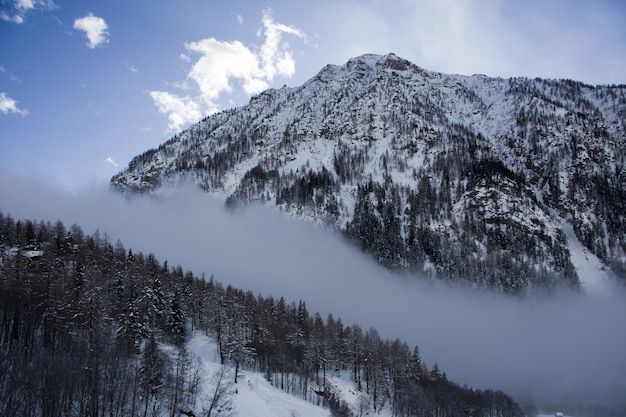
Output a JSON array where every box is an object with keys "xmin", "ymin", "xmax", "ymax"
[{"xmin": 188, "ymin": 333, "xmax": 331, "ymax": 417}]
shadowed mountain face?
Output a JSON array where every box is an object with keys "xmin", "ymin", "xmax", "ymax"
[{"xmin": 112, "ymin": 53, "xmax": 626, "ymax": 294}]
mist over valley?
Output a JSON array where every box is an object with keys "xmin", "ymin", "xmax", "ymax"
[{"xmin": 2, "ymin": 171, "xmax": 625, "ymax": 413}]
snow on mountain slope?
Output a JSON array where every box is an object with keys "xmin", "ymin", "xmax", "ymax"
[
  {"xmin": 562, "ymin": 222, "xmax": 613, "ymax": 295},
  {"xmin": 112, "ymin": 53, "xmax": 626, "ymax": 294},
  {"xmin": 187, "ymin": 332, "xmax": 394, "ymax": 417},
  {"xmin": 188, "ymin": 333, "xmax": 332, "ymax": 417}
]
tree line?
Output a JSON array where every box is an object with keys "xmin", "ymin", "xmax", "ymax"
[{"xmin": 0, "ymin": 211, "xmax": 524, "ymax": 416}]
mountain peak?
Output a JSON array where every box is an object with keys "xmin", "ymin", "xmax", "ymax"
[
  {"xmin": 343, "ymin": 53, "xmax": 424, "ymax": 73},
  {"xmin": 347, "ymin": 52, "xmax": 383, "ymax": 65},
  {"xmin": 346, "ymin": 52, "xmax": 402, "ymax": 67}
]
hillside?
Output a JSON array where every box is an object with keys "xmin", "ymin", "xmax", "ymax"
[
  {"xmin": 111, "ymin": 53, "xmax": 626, "ymax": 294},
  {"xmin": 0, "ymin": 213, "xmax": 524, "ymax": 416}
]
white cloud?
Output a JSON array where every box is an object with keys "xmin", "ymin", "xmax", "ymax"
[
  {"xmin": 236, "ymin": 13, "xmax": 243, "ymax": 25},
  {"xmin": 103, "ymin": 157, "xmax": 118, "ymax": 167},
  {"xmin": 16, "ymin": 0, "xmax": 34, "ymax": 10},
  {"xmin": 184, "ymin": 38, "xmax": 261, "ymax": 97},
  {"xmin": 257, "ymin": 10, "xmax": 304, "ymax": 80},
  {"xmin": 0, "ymin": 92, "xmax": 28, "ymax": 116},
  {"xmin": 148, "ymin": 91, "xmax": 203, "ymax": 132},
  {"xmin": 149, "ymin": 9, "xmax": 305, "ymax": 133},
  {"xmin": 73, "ymin": 13, "xmax": 109, "ymax": 49},
  {"xmin": 0, "ymin": 0, "xmax": 54, "ymax": 24}
]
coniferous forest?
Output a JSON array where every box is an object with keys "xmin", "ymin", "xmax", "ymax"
[{"xmin": 0, "ymin": 211, "xmax": 524, "ymax": 417}]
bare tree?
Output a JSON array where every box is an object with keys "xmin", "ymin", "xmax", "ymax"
[{"xmin": 201, "ymin": 366, "xmax": 234, "ymax": 417}]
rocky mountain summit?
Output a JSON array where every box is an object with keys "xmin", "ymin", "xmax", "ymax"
[{"xmin": 112, "ymin": 53, "xmax": 626, "ymax": 294}]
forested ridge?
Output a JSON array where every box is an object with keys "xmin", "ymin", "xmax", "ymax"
[
  {"xmin": 111, "ymin": 54, "xmax": 626, "ymax": 295},
  {"xmin": 0, "ymin": 211, "xmax": 524, "ymax": 417}
]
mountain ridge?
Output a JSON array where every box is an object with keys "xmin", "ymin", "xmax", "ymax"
[{"xmin": 112, "ymin": 53, "xmax": 626, "ymax": 294}]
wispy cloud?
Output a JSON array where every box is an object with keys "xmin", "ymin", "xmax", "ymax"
[
  {"xmin": 0, "ymin": 92, "xmax": 29, "ymax": 116},
  {"xmin": 149, "ymin": 9, "xmax": 305, "ymax": 133},
  {"xmin": 73, "ymin": 13, "xmax": 109, "ymax": 49},
  {"xmin": 103, "ymin": 157, "xmax": 118, "ymax": 167},
  {"xmin": 86, "ymin": 99, "xmax": 105, "ymax": 116},
  {"xmin": 125, "ymin": 63, "xmax": 139, "ymax": 74},
  {"xmin": 0, "ymin": 0, "xmax": 55, "ymax": 24}
]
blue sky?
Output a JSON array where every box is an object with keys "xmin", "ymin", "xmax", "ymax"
[{"xmin": 1, "ymin": 0, "xmax": 625, "ymax": 191}]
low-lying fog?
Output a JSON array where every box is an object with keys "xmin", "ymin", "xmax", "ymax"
[{"xmin": 2, "ymin": 170, "xmax": 625, "ymax": 411}]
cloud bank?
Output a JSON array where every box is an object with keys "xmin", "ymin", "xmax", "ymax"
[
  {"xmin": 73, "ymin": 13, "xmax": 109, "ymax": 49},
  {"xmin": 1, "ymin": 170, "xmax": 625, "ymax": 412},
  {"xmin": 149, "ymin": 9, "xmax": 305, "ymax": 133}
]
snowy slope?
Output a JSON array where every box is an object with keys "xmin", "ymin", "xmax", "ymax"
[
  {"xmin": 188, "ymin": 333, "xmax": 332, "ymax": 417},
  {"xmin": 186, "ymin": 333, "xmax": 396, "ymax": 417},
  {"xmin": 112, "ymin": 53, "xmax": 626, "ymax": 294},
  {"xmin": 562, "ymin": 222, "xmax": 613, "ymax": 294}
]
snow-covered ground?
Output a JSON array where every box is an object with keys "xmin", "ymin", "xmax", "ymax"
[
  {"xmin": 188, "ymin": 333, "xmax": 330, "ymax": 417},
  {"xmin": 562, "ymin": 222, "xmax": 613, "ymax": 295},
  {"xmin": 186, "ymin": 332, "xmax": 394, "ymax": 417}
]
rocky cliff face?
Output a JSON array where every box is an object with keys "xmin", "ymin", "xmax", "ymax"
[{"xmin": 112, "ymin": 53, "xmax": 626, "ymax": 294}]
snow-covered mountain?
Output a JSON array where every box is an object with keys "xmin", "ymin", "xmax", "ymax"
[{"xmin": 111, "ymin": 53, "xmax": 626, "ymax": 294}]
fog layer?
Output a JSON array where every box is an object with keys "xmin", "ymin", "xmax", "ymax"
[{"xmin": 2, "ymin": 170, "xmax": 625, "ymax": 409}]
